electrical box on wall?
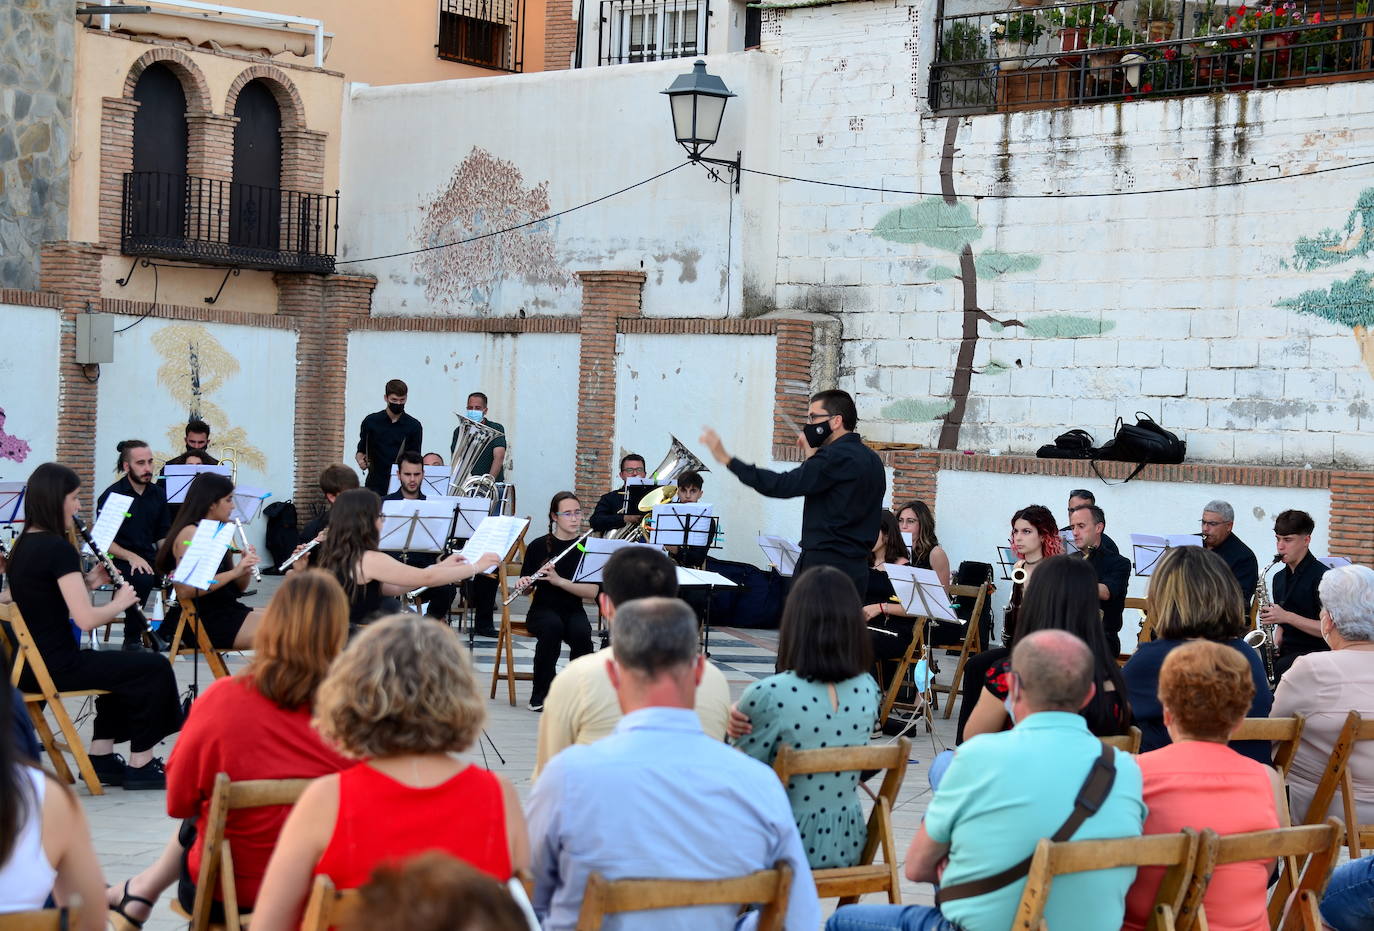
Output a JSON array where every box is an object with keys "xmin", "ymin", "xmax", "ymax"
[{"xmin": 75, "ymin": 314, "xmax": 114, "ymax": 365}]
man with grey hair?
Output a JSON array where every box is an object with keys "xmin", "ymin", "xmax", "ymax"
[
  {"xmin": 827, "ymin": 630, "xmax": 1145, "ymax": 931},
  {"xmin": 1201, "ymin": 499, "xmax": 1259, "ymax": 602},
  {"xmin": 526, "ymin": 597, "xmax": 819, "ymax": 930}
]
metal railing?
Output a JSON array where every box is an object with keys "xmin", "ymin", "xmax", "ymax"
[
  {"xmin": 598, "ymin": 0, "xmax": 709, "ymax": 65},
  {"xmin": 121, "ymin": 171, "xmax": 338, "ymax": 274},
  {"xmin": 931, "ymin": 0, "xmax": 1374, "ymax": 113},
  {"xmin": 438, "ymin": 0, "xmax": 525, "ymax": 71}
]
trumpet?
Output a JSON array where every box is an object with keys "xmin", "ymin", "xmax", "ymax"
[
  {"xmin": 503, "ymin": 530, "xmax": 593, "ymax": 606},
  {"xmin": 1244, "ymin": 554, "xmax": 1284, "ymax": 685},
  {"xmin": 232, "ymin": 518, "xmax": 262, "ymax": 583}
]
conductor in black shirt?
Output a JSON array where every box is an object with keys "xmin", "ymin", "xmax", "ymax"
[
  {"xmin": 1068, "ymin": 504, "xmax": 1132, "ymax": 655},
  {"xmin": 1200, "ymin": 499, "xmax": 1260, "ymax": 605},
  {"xmin": 701, "ymin": 389, "xmax": 885, "ymax": 595},
  {"xmin": 1266, "ymin": 509, "xmax": 1330, "ymax": 680},
  {"xmin": 355, "ymin": 378, "xmax": 423, "ymax": 496}
]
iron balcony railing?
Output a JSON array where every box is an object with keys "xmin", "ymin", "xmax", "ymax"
[
  {"xmin": 438, "ymin": 0, "xmax": 525, "ymax": 71},
  {"xmin": 598, "ymin": 0, "xmax": 709, "ymax": 65},
  {"xmin": 121, "ymin": 171, "xmax": 338, "ymax": 274},
  {"xmin": 931, "ymin": 0, "xmax": 1374, "ymax": 114}
]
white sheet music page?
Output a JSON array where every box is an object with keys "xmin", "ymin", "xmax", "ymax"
[
  {"xmin": 460, "ymin": 516, "xmax": 529, "ymax": 573},
  {"xmin": 172, "ymin": 520, "xmax": 235, "ymax": 589},
  {"xmin": 885, "ymin": 564, "xmax": 959, "ymax": 623},
  {"xmin": 1061, "ymin": 530, "xmax": 1080, "ymax": 555},
  {"xmin": 379, "ymin": 500, "xmax": 457, "ymax": 552},
  {"xmin": 676, "ymin": 567, "xmax": 737, "ymax": 587},
  {"xmin": 756, "ymin": 535, "xmax": 801, "ymax": 576},
  {"xmin": 88, "ymin": 493, "xmax": 132, "ymax": 555},
  {"xmin": 1165, "ymin": 533, "xmax": 1204, "ymax": 549},
  {"xmin": 574, "ymin": 537, "xmax": 665, "ymax": 584}
]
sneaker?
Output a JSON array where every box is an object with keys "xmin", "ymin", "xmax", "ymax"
[
  {"xmin": 123, "ymin": 757, "xmax": 167, "ymax": 791},
  {"xmin": 529, "ymin": 700, "xmax": 545, "ymax": 713},
  {"xmin": 89, "ymin": 753, "xmax": 127, "ymax": 787}
]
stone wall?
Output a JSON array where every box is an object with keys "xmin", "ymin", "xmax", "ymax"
[{"xmin": 0, "ymin": 0, "xmax": 73, "ymax": 290}]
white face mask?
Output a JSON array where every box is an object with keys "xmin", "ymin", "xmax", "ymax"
[
  {"xmin": 466, "ymin": 409, "xmax": 484, "ymax": 421},
  {"xmin": 1004, "ymin": 695, "xmax": 1017, "ymax": 725}
]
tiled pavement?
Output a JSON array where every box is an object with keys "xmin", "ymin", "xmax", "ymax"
[{"xmin": 62, "ymin": 576, "xmax": 955, "ymax": 928}]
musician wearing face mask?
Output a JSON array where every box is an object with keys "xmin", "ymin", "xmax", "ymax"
[
  {"xmin": 701, "ymin": 390, "xmax": 885, "ymax": 596},
  {"xmin": 355, "ymin": 378, "xmax": 423, "ymax": 496},
  {"xmin": 449, "ymin": 392, "xmax": 506, "ymax": 482},
  {"xmin": 1069, "ymin": 504, "xmax": 1132, "ymax": 656}
]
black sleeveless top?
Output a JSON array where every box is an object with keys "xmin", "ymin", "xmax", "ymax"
[{"xmin": 346, "ymin": 578, "xmax": 383, "ymax": 627}]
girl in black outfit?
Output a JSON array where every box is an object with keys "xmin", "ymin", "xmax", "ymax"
[
  {"xmin": 519, "ymin": 491, "xmax": 598, "ymax": 712},
  {"xmin": 156, "ymin": 473, "xmax": 262, "ymax": 650},
  {"xmin": 6, "ymin": 463, "xmax": 181, "ymax": 789},
  {"xmin": 865, "ymin": 511, "xmax": 916, "ymax": 665}
]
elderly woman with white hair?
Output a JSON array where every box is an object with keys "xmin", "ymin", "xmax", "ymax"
[{"xmin": 1272, "ymin": 563, "xmax": 1374, "ymax": 823}]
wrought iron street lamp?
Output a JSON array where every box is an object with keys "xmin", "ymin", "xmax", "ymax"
[{"xmin": 662, "ymin": 60, "xmax": 741, "ymax": 191}]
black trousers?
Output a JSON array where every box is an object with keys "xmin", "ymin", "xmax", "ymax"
[
  {"xmin": 422, "ymin": 584, "xmax": 457, "ymax": 621},
  {"xmin": 37, "ymin": 650, "xmax": 182, "ymax": 752},
  {"xmin": 795, "ymin": 551, "xmax": 869, "ymax": 598},
  {"xmin": 955, "ymin": 647, "xmax": 1007, "ymax": 744},
  {"xmin": 525, "ymin": 603, "xmax": 593, "ymax": 704},
  {"xmin": 468, "ymin": 573, "xmax": 498, "ymax": 629},
  {"xmin": 112, "ymin": 557, "xmax": 155, "ymax": 641}
]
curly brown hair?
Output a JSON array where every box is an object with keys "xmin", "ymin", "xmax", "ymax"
[
  {"xmin": 314, "ymin": 614, "xmax": 486, "ymax": 759},
  {"xmin": 1158, "ymin": 640, "xmax": 1254, "ymax": 741},
  {"xmin": 342, "ymin": 853, "xmax": 527, "ymax": 931}
]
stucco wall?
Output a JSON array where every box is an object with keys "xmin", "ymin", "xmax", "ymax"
[{"xmin": 0, "ymin": 303, "xmax": 61, "ymax": 477}]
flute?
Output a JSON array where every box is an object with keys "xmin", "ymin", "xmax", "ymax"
[
  {"xmin": 232, "ymin": 518, "xmax": 262, "ymax": 583},
  {"xmin": 278, "ymin": 537, "xmax": 321, "ymax": 572},
  {"xmin": 503, "ymin": 529, "xmax": 593, "ymax": 607},
  {"xmin": 72, "ymin": 515, "xmax": 150, "ymax": 633}
]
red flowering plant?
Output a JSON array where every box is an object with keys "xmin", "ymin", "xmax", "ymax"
[{"xmin": 1220, "ymin": 2, "xmax": 1306, "ymax": 46}]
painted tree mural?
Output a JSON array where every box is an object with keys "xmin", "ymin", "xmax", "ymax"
[
  {"xmin": 1279, "ymin": 187, "xmax": 1374, "ymax": 378},
  {"xmin": 151, "ymin": 323, "xmax": 266, "ymax": 471}
]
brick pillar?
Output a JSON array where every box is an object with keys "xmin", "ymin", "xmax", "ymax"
[
  {"xmin": 773, "ymin": 319, "xmax": 814, "ymax": 449},
  {"xmin": 543, "ymin": 0, "xmax": 578, "ymax": 70},
  {"xmin": 275, "ymin": 273, "xmax": 376, "ymax": 514},
  {"xmin": 573, "ymin": 270, "xmax": 645, "ymax": 508},
  {"xmin": 39, "ymin": 242, "xmax": 109, "ymax": 493},
  {"xmin": 98, "ymin": 98, "xmax": 139, "ymax": 248},
  {"xmin": 1328, "ymin": 470, "xmax": 1374, "ymax": 561},
  {"xmin": 891, "ymin": 449, "xmax": 941, "ymax": 508},
  {"xmin": 185, "ymin": 112, "xmax": 238, "ymax": 246},
  {"xmin": 280, "ymin": 128, "xmax": 328, "ymax": 193}
]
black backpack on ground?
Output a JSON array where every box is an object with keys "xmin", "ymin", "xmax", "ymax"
[{"xmin": 262, "ymin": 501, "xmax": 298, "ymax": 573}]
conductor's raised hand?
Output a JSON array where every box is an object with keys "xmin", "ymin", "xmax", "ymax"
[{"xmin": 700, "ymin": 427, "xmax": 730, "ymax": 466}]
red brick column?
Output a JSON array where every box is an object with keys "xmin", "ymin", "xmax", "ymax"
[
  {"xmin": 543, "ymin": 0, "xmax": 578, "ymax": 70},
  {"xmin": 279, "ymin": 128, "xmax": 328, "ymax": 194},
  {"xmin": 185, "ymin": 112, "xmax": 237, "ymax": 180},
  {"xmin": 1328, "ymin": 470, "xmax": 1374, "ymax": 561},
  {"xmin": 39, "ymin": 242, "xmax": 110, "ymax": 493},
  {"xmin": 98, "ymin": 98, "xmax": 139, "ymax": 248},
  {"xmin": 890, "ymin": 449, "xmax": 940, "ymax": 509},
  {"xmin": 275, "ymin": 273, "xmax": 376, "ymax": 513},
  {"xmin": 773, "ymin": 319, "xmax": 814, "ymax": 449},
  {"xmin": 573, "ymin": 270, "xmax": 644, "ymax": 508}
]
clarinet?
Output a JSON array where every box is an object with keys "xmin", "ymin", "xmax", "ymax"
[{"xmin": 72, "ymin": 515, "xmax": 150, "ymax": 635}]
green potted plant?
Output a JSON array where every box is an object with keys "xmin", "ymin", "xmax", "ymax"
[
  {"xmin": 936, "ymin": 21, "xmax": 994, "ymax": 108},
  {"xmin": 1136, "ymin": 0, "xmax": 1177, "ymax": 41},
  {"xmin": 991, "ymin": 13, "xmax": 1047, "ymax": 68},
  {"xmin": 1049, "ymin": 3, "xmax": 1107, "ymax": 52},
  {"xmin": 1087, "ymin": 17, "xmax": 1142, "ymax": 67}
]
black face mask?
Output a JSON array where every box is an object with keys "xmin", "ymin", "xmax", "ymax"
[
  {"xmin": 387, "ymin": 402, "xmax": 405, "ymax": 415},
  {"xmin": 803, "ymin": 419, "xmax": 834, "ymax": 448}
]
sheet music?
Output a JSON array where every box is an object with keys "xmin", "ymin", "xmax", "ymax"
[
  {"xmin": 1130, "ymin": 532, "xmax": 1203, "ymax": 576},
  {"xmin": 459, "ymin": 516, "xmax": 529, "ymax": 573},
  {"xmin": 387, "ymin": 465, "xmax": 452, "ymax": 497},
  {"xmin": 171, "ymin": 519, "xmax": 236, "ymax": 589},
  {"xmin": 0, "ymin": 482, "xmax": 24, "ymax": 523},
  {"xmin": 230, "ymin": 486, "xmax": 271, "ymax": 523},
  {"xmin": 757, "ymin": 535, "xmax": 801, "ymax": 576},
  {"xmin": 87, "ymin": 493, "xmax": 132, "ymax": 556},
  {"xmin": 885, "ymin": 564, "xmax": 959, "ymax": 623},
  {"xmin": 676, "ymin": 566, "xmax": 737, "ymax": 587},
  {"xmin": 625, "ymin": 476, "xmax": 655, "ymax": 486},
  {"xmin": 379, "ymin": 499, "xmax": 456, "ymax": 552},
  {"xmin": 1320, "ymin": 555, "xmax": 1353, "ymax": 569},
  {"xmin": 651, "ymin": 503, "xmax": 714, "ymax": 548},
  {"xmin": 900, "ymin": 530, "xmax": 914, "ymax": 551},
  {"xmin": 1061, "ymin": 530, "xmax": 1080, "ymax": 556},
  {"xmin": 163, "ymin": 465, "xmax": 232, "ymax": 503},
  {"xmin": 573, "ymin": 537, "xmax": 666, "ymax": 584}
]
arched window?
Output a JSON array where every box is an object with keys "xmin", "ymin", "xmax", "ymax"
[
  {"xmin": 230, "ymin": 79, "xmax": 282, "ymax": 252},
  {"xmin": 129, "ymin": 63, "xmax": 188, "ymax": 241}
]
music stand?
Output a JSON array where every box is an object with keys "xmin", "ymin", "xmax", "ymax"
[
  {"xmin": 163, "ymin": 465, "xmax": 232, "ymax": 503},
  {"xmin": 230, "ymin": 487, "xmax": 271, "ymax": 524},
  {"xmin": 675, "ymin": 566, "xmax": 736, "ymax": 657},
  {"xmin": 884, "ymin": 564, "xmax": 955, "ymax": 733},
  {"xmin": 170, "ymin": 519, "xmax": 237, "ymax": 707},
  {"xmin": 387, "ymin": 465, "xmax": 452, "ymax": 497},
  {"xmin": 995, "ymin": 546, "xmax": 1017, "ymax": 581},
  {"xmin": 572, "ymin": 538, "xmax": 664, "ymax": 585},
  {"xmin": 1320, "ymin": 555, "xmax": 1353, "ymax": 569},
  {"xmin": 1129, "ymin": 532, "xmax": 1203, "ymax": 577},
  {"xmin": 0, "ymin": 482, "xmax": 25, "ymax": 525},
  {"xmin": 380, "ymin": 501, "xmax": 453, "ymax": 564},
  {"xmin": 757, "ymin": 535, "xmax": 800, "ymax": 577}
]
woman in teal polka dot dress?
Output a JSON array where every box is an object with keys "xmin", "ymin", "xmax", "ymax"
[{"xmin": 731, "ymin": 566, "xmax": 881, "ymax": 870}]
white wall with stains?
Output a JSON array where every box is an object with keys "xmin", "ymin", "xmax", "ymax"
[
  {"xmin": 344, "ymin": 330, "xmax": 582, "ymax": 526},
  {"xmin": 0, "ymin": 303, "xmax": 61, "ymax": 480}
]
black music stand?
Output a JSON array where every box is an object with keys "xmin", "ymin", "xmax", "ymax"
[{"xmin": 995, "ymin": 546, "xmax": 1017, "ymax": 581}]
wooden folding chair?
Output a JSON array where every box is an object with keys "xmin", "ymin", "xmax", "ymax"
[
  {"xmin": 771, "ymin": 738, "xmax": 910, "ymax": 904},
  {"xmin": 1102, "ymin": 725, "xmax": 1143, "ymax": 754},
  {"xmin": 2, "ymin": 603, "xmax": 108, "ymax": 796},
  {"xmin": 167, "ymin": 772, "xmax": 312, "ymax": 930},
  {"xmin": 575, "ymin": 862, "xmax": 792, "ymax": 931},
  {"xmin": 300, "ymin": 875, "xmax": 360, "ymax": 931},
  {"xmin": 877, "ymin": 617, "xmax": 927, "ymax": 726},
  {"xmin": 1229, "ymin": 715, "xmax": 1306, "ymax": 778},
  {"xmin": 1011, "ymin": 829, "xmax": 1207, "ymax": 931},
  {"xmin": 0, "ymin": 907, "xmax": 82, "ymax": 930},
  {"xmin": 490, "ymin": 525, "xmax": 534, "ymax": 705},
  {"xmin": 166, "ymin": 600, "xmax": 232, "ymax": 680},
  {"xmin": 1180, "ymin": 819, "xmax": 1344, "ymax": 931},
  {"xmin": 931, "ymin": 581, "xmax": 992, "ymax": 720},
  {"xmin": 1129, "ymin": 597, "xmax": 1153, "ymax": 647},
  {"xmin": 1298, "ymin": 711, "xmax": 1374, "ymax": 856}
]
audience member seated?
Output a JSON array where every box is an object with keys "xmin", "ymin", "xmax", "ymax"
[
  {"xmin": 1272, "ymin": 562, "xmax": 1374, "ymax": 823},
  {"xmin": 1122, "ymin": 640, "xmax": 1284, "ymax": 931},
  {"xmin": 1320, "ymin": 854, "xmax": 1374, "ymax": 931},
  {"xmin": 826, "ymin": 630, "xmax": 1146, "ymax": 931},
  {"xmin": 0, "ymin": 712, "xmax": 107, "ymax": 931},
  {"xmin": 1123, "ymin": 546, "xmax": 1273, "ymax": 763},
  {"xmin": 341, "ymin": 853, "xmax": 532, "ymax": 931},
  {"xmin": 526, "ymin": 597, "xmax": 820, "ymax": 930},
  {"xmin": 532, "ymin": 547, "xmax": 730, "ymax": 780},
  {"xmin": 252, "ymin": 613, "xmax": 528, "ymax": 931},
  {"xmin": 962, "ymin": 556, "xmax": 1131, "ymax": 741},
  {"xmin": 730, "ymin": 566, "xmax": 880, "ymax": 870},
  {"xmin": 103, "ymin": 570, "xmax": 354, "ymax": 928}
]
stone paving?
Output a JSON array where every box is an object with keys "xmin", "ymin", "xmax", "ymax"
[{"xmin": 59, "ymin": 576, "xmax": 954, "ymax": 928}]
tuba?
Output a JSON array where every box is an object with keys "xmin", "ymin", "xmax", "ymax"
[
  {"xmin": 446, "ymin": 415, "xmax": 503, "ymax": 500},
  {"xmin": 606, "ymin": 436, "xmax": 708, "ymax": 541}
]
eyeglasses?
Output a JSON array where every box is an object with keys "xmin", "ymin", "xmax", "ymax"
[
  {"xmin": 1200, "ymin": 520, "xmax": 1227, "ymax": 528},
  {"xmin": 622, "ymin": 467, "xmax": 646, "ymax": 476},
  {"xmin": 805, "ymin": 411, "xmax": 834, "ymax": 423},
  {"xmin": 557, "ymin": 509, "xmax": 584, "ymax": 518}
]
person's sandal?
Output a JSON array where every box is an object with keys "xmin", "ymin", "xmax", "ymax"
[{"xmin": 108, "ymin": 879, "xmax": 154, "ymax": 930}]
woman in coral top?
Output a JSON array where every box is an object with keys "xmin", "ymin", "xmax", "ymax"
[
  {"xmin": 251, "ymin": 613, "xmax": 529, "ymax": 931},
  {"xmin": 105, "ymin": 569, "xmax": 354, "ymax": 929},
  {"xmin": 1122, "ymin": 640, "xmax": 1285, "ymax": 931}
]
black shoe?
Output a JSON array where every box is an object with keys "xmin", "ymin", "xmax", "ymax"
[
  {"xmin": 472, "ymin": 626, "xmax": 499, "ymax": 638},
  {"xmin": 121, "ymin": 639, "xmax": 151, "ymax": 653},
  {"xmin": 529, "ymin": 699, "xmax": 545, "ymax": 712},
  {"xmin": 89, "ymin": 753, "xmax": 127, "ymax": 787},
  {"xmin": 242, "ymin": 589, "xmax": 258, "ymax": 598},
  {"xmin": 123, "ymin": 757, "xmax": 167, "ymax": 791}
]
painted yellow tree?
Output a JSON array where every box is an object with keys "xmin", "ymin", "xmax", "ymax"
[{"xmin": 150, "ymin": 323, "xmax": 266, "ymax": 471}]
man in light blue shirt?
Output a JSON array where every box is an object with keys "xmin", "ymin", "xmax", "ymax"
[
  {"xmin": 828, "ymin": 630, "xmax": 1147, "ymax": 931},
  {"xmin": 526, "ymin": 597, "xmax": 820, "ymax": 930}
]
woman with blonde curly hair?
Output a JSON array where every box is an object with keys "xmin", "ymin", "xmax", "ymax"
[{"xmin": 250, "ymin": 614, "xmax": 528, "ymax": 931}]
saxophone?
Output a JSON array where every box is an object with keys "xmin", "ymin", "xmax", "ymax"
[{"xmin": 1243, "ymin": 554, "xmax": 1284, "ymax": 687}]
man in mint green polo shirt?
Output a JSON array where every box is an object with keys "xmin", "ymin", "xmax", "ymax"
[{"xmin": 828, "ymin": 630, "xmax": 1146, "ymax": 931}]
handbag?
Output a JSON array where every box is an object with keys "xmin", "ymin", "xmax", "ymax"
[
  {"xmin": 1036, "ymin": 429, "xmax": 1096, "ymax": 460},
  {"xmin": 1091, "ymin": 413, "xmax": 1186, "ymax": 484}
]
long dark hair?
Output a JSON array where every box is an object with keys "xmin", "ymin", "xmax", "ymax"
[
  {"xmin": 11, "ymin": 462, "xmax": 80, "ymax": 561},
  {"xmin": 873, "ymin": 511, "xmax": 910, "ymax": 567},
  {"xmin": 1015, "ymin": 554, "xmax": 1132, "ymax": 734},
  {"xmin": 896, "ymin": 499, "xmax": 938, "ymax": 565},
  {"xmin": 0, "ymin": 696, "xmax": 37, "ymax": 864},
  {"xmin": 156, "ymin": 472, "xmax": 235, "ymax": 575},
  {"xmin": 776, "ymin": 566, "xmax": 873, "ymax": 682},
  {"xmin": 315, "ymin": 489, "xmax": 381, "ymax": 598}
]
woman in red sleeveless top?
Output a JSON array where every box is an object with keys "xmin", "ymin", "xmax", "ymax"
[{"xmin": 251, "ymin": 614, "xmax": 529, "ymax": 931}]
